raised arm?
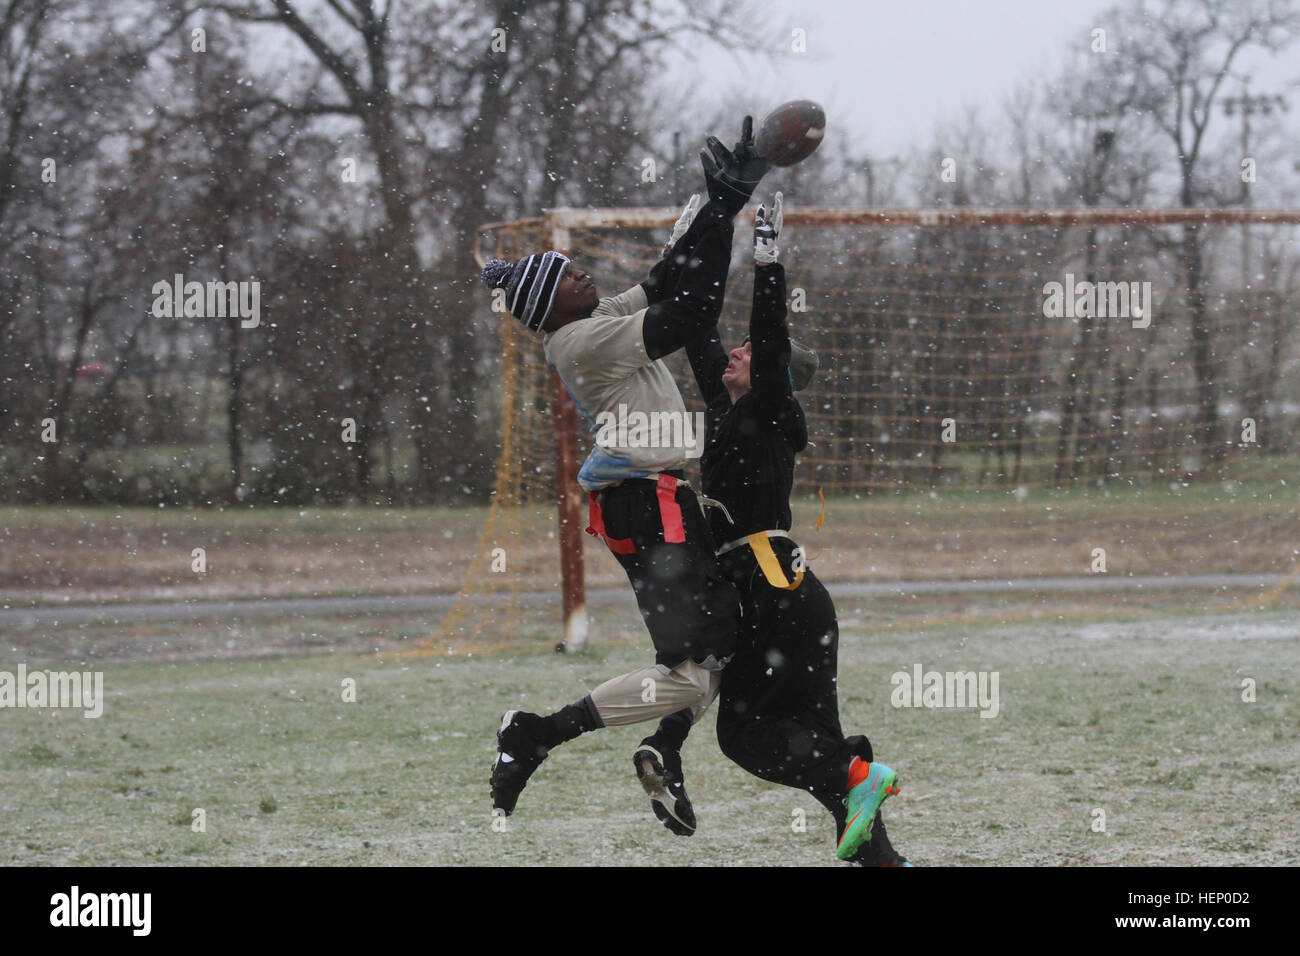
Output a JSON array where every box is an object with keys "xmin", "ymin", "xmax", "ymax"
[
  {"xmin": 642, "ymin": 206, "xmax": 734, "ymax": 360},
  {"xmin": 686, "ymin": 326, "xmax": 728, "ymax": 404},
  {"xmin": 748, "ymin": 196, "xmax": 793, "ymax": 406},
  {"xmin": 749, "ymin": 263, "xmax": 792, "ymax": 404},
  {"xmin": 643, "ymin": 194, "xmax": 724, "ymax": 307},
  {"xmin": 641, "ymin": 119, "xmax": 770, "ymax": 360}
]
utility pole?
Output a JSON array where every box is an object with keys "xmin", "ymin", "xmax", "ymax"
[
  {"xmin": 672, "ymin": 131, "xmax": 684, "ymax": 206},
  {"xmin": 1222, "ymin": 85, "xmax": 1288, "ymax": 458},
  {"xmin": 1222, "ymin": 85, "xmax": 1290, "ymax": 292}
]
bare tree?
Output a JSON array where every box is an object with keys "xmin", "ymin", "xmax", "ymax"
[
  {"xmin": 1100, "ymin": 0, "xmax": 1300, "ymax": 471},
  {"xmin": 0, "ymin": 0, "xmax": 53, "ymax": 240},
  {"xmin": 1, "ymin": 0, "xmax": 164, "ymax": 497},
  {"xmin": 190, "ymin": 0, "xmax": 760, "ymax": 501}
]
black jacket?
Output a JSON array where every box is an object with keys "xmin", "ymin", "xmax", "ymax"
[{"xmin": 686, "ymin": 262, "xmax": 808, "ymax": 547}]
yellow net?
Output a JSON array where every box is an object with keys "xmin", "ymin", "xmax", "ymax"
[{"xmin": 418, "ymin": 208, "xmax": 1300, "ymax": 653}]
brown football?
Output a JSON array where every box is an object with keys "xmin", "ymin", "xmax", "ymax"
[{"xmin": 755, "ymin": 100, "xmax": 826, "ymax": 167}]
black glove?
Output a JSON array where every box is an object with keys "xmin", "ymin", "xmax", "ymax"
[{"xmin": 700, "ymin": 116, "xmax": 770, "ymax": 217}]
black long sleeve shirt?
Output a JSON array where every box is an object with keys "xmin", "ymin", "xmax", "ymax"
[
  {"xmin": 641, "ymin": 199, "xmax": 733, "ymax": 360},
  {"xmin": 686, "ymin": 261, "xmax": 808, "ymax": 546}
]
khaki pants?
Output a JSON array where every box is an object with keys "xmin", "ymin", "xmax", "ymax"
[{"xmin": 589, "ymin": 658, "xmax": 721, "ymax": 727}]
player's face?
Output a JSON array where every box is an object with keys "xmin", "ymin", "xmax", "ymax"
[
  {"xmin": 721, "ymin": 340, "xmax": 752, "ymax": 394},
  {"xmin": 551, "ymin": 263, "xmax": 599, "ymax": 319}
]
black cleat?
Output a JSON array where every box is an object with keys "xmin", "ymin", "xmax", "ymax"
[
  {"xmin": 490, "ymin": 710, "xmax": 550, "ymax": 815},
  {"xmin": 633, "ymin": 740, "xmax": 697, "ymax": 836},
  {"xmin": 851, "ymin": 812, "xmax": 913, "ymax": 867}
]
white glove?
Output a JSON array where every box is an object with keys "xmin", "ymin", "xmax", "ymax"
[
  {"xmin": 662, "ymin": 193, "xmax": 702, "ymax": 257},
  {"xmin": 753, "ymin": 192, "xmax": 783, "ymax": 265}
]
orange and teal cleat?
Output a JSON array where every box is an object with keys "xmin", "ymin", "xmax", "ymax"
[{"xmin": 836, "ymin": 760, "xmax": 900, "ymax": 861}]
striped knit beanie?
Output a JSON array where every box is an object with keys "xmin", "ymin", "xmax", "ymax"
[{"xmin": 480, "ymin": 251, "xmax": 571, "ymax": 333}]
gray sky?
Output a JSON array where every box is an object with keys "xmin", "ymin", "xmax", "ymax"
[{"xmin": 695, "ymin": 0, "xmax": 1299, "ymax": 159}]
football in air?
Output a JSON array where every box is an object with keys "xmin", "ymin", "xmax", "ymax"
[{"xmin": 755, "ymin": 100, "xmax": 826, "ymax": 167}]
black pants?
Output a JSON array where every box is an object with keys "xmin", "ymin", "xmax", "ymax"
[
  {"xmin": 597, "ymin": 477, "xmax": 740, "ymax": 668},
  {"xmin": 714, "ymin": 539, "xmax": 870, "ymax": 834}
]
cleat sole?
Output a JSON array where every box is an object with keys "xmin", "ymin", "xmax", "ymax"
[{"xmin": 634, "ymin": 745, "xmax": 695, "ymax": 836}]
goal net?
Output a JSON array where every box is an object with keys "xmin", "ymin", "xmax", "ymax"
[{"xmin": 411, "ymin": 206, "xmax": 1300, "ymax": 656}]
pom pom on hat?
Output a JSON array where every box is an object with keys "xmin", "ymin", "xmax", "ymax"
[{"xmin": 481, "ymin": 258, "xmax": 514, "ymax": 291}]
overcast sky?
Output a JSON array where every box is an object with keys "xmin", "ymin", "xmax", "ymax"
[{"xmin": 691, "ymin": 0, "xmax": 1299, "ymax": 158}]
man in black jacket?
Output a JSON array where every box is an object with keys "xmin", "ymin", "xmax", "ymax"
[{"xmin": 636, "ymin": 194, "xmax": 912, "ymax": 866}]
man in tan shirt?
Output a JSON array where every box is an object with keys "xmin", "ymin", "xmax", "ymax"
[{"xmin": 481, "ymin": 119, "xmax": 769, "ymax": 831}]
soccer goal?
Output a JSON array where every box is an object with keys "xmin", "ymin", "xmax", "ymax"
[{"xmin": 409, "ymin": 205, "xmax": 1300, "ymax": 657}]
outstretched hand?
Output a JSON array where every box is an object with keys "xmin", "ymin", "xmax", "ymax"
[
  {"xmin": 754, "ymin": 192, "xmax": 783, "ymax": 265},
  {"xmin": 731, "ymin": 116, "xmax": 767, "ymax": 177},
  {"xmin": 662, "ymin": 193, "xmax": 702, "ymax": 257},
  {"xmin": 700, "ymin": 115, "xmax": 770, "ymax": 216}
]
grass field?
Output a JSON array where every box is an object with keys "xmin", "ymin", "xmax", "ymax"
[
  {"xmin": 2, "ymin": 598, "xmax": 1297, "ymax": 866},
  {"xmin": 2, "ymin": 489, "xmax": 1296, "ymax": 866},
  {"xmin": 1, "ymin": 474, "xmax": 1296, "ymax": 608}
]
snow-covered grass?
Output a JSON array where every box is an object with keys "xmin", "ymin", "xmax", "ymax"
[{"xmin": 3, "ymin": 606, "xmax": 1296, "ymax": 866}]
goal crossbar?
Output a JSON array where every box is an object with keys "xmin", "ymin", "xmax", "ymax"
[{"xmin": 460, "ymin": 205, "xmax": 1300, "ymax": 654}]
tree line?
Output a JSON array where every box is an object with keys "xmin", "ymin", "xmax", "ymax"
[{"xmin": 1, "ymin": 0, "xmax": 1297, "ymax": 505}]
